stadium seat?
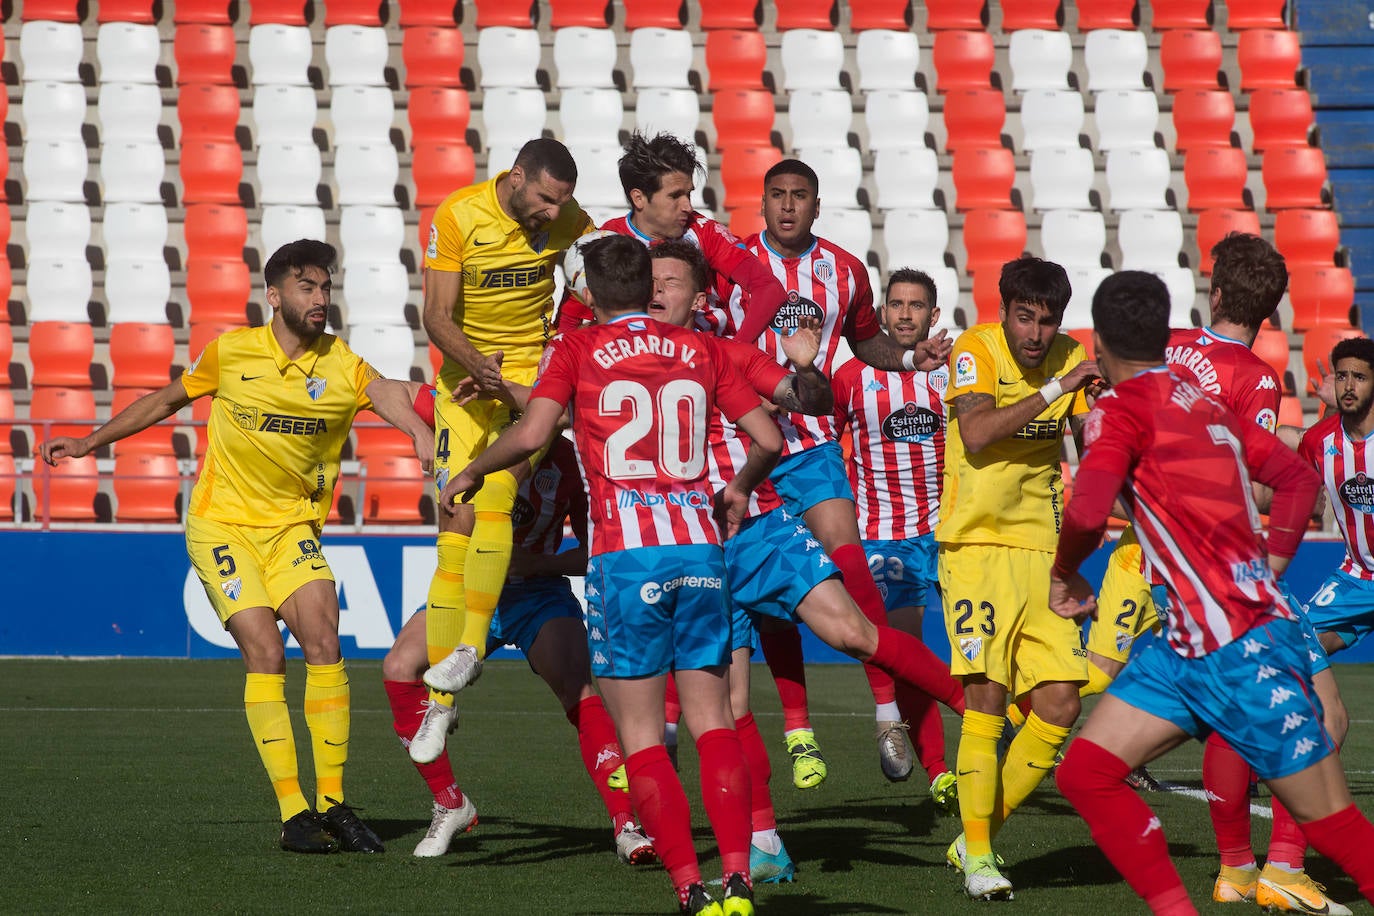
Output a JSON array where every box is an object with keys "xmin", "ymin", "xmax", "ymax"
[
  {"xmin": 256, "ymin": 142, "xmax": 323, "ymax": 206},
  {"xmin": 1084, "ymin": 29, "xmax": 1148, "ymax": 91},
  {"xmin": 623, "ymin": 0, "xmax": 685, "ymax": 29},
  {"xmin": 99, "ymin": 81, "xmax": 165, "ymax": 143},
  {"xmin": 1029, "ymin": 147, "xmax": 1094, "ymax": 210},
  {"xmin": 100, "ymin": 140, "xmax": 165, "ymax": 204},
  {"xmin": 1018, "ymin": 89, "xmax": 1084, "ymax": 151},
  {"xmin": 1149, "ymin": 0, "xmax": 1211, "ymax": 29},
  {"xmin": 340, "ymin": 205, "xmax": 405, "ymax": 267},
  {"xmin": 705, "ymin": 29, "xmax": 767, "ymax": 90},
  {"xmin": 1153, "ymin": 266, "xmax": 1199, "ymax": 323},
  {"xmin": 1093, "ymin": 90, "xmax": 1159, "ymax": 151},
  {"xmin": 720, "ymin": 145, "xmax": 783, "ymax": 209},
  {"xmin": 873, "ymin": 147, "xmax": 939, "ymax": 208},
  {"xmin": 21, "ymin": 81, "xmax": 86, "ymax": 142},
  {"xmin": 781, "ymin": 29, "xmax": 845, "ymax": 90},
  {"xmin": 29, "ymin": 321, "xmax": 95, "ymax": 387},
  {"xmin": 776, "ymin": 0, "xmax": 837, "ymax": 29},
  {"xmin": 925, "ymin": 0, "xmax": 987, "ymax": 30},
  {"xmin": 1303, "ymin": 324, "xmax": 1364, "ymax": 384},
  {"xmin": 480, "ymin": 88, "xmax": 549, "ymax": 150},
  {"xmin": 248, "ymin": 25, "xmax": 313, "ymax": 85},
  {"xmin": 1274, "ymin": 209, "xmax": 1341, "ymax": 269},
  {"xmin": 849, "ymin": 0, "xmax": 911, "ymax": 30},
  {"xmin": 1247, "ymin": 88, "xmax": 1314, "ymax": 151},
  {"xmin": 1075, "ymin": 0, "xmax": 1137, "ymax": 30},
  {"xmin": 1251, "ymin": 324, "xmax": 1291, "ymax": 380},
  {"xmin": 699, "ymin": 0, "xmax": 760, "ymax": 28},
  {"xmin": 882, "ymin": 208, "xmax": 950, "ymax": 265},
  {"xmin": 484, "ymin": 141, "xmax": 525, "ymax": 181},
  {"xmin": 812, "ymin": 207, "xmax": 873, "ymax": 261},
  {"xmin": 968, "ymin": 267, "xmax": 1004, "ymax": 322},
  {"xmin": 1062, "ymin": 267, "xmax": 1112, "ymax": 329},
  {"xmin": 340, "ymin": 262, "xmax": 410, "ymax": 323},
  {"xmin": 361, "ymin": 455, "xmax": 428, "ymax": 524},
  {"xmin": 1105, "ymin": 147, "xmax": 1171, "ymax": 210},
  {"xmin": 24, "ymin": 201, "xmax": 91, "ymax": 260},
  {"xmin": 19, "ymin": 21, "xmax": 84, "ymax": 82},
  {"xmin": 29, "ymin": 387, "xmax": 97, "ymax": 442},
  {"xmin": 1009, "ymin": 29, "xmax": 1072, "ymax": 91},
  {"xmin": 402, "ymin": 26, "xmax": 464, "ymax": 88},
  {"xmin": 110, "ymin": 322, "xmax": 176, "ymax": 388},
  {"xmin": 334, "ymin": 143, "xmax": 401, "ymax": 206},
  {"xmin": 478, "ymin": 27, "xmax": 543, "ymax": 89},
  {"xmin": 324, "ymin": 0, "xmax": 386, "ymax": 26},
  {"xmin": 726, "ymin": 206, "xmax": 766, "ymax": 239},
  {"xmin": 1001, "ymin": 0, "xmax": 1062, "ymax": 30},
  {"xmin": 1194, "ymin": 210, "xmax": 1260, "ymax": 275},
  {"xmin": 412, "ymin": 143, "xmax": 476, "ymax": 206},
  {"xmin": 248, "ymin": 0, "xmax": 310, "ymax": 25},
  {"xmin": 633, "ymin": 89, "xmax": 701, "ymax": 144},
  {"xmin": 565, "ymin": 142, "xmax": 624, "ymax": 206},
  {"xmin": 23, "ymin": 0, "xmax": 83, "ymax": 20},
  {"xmin": 864, "ymin": 90, "xmax": 929, "ymax": 149},
  {"xmin": 1275, "ymin": 395, "xmax": 1304, "ymax": 428},
  {"xmin": 712, "ymin": 90, "xmax": 776, "ymax": 150},
  {"xmin": 801, "ymin": 146, "xmax": 862, "ymax": 206},
  {"xmin": 331, "ymin": 85, "xmax": 395, "ymax": 146},
  {"xmin": 952, "ymin": 147, "xmax": 1015, "ymax": 209},
  {"xmin": 1159, "ymin": 29, "xmax": 1222, "ymax": 91},
  {"xmin": 348, "ymin": 323, "xmax": 416, "ymax": 379},
  {"xmin": 559, "ymin": 88, "xmax": 625, "ymax": 146},
  {"xmin": 397, "ymin": 0, "xmax": 459, "ymax": 26},
  {"xmin": 188, "ymin": 321, "xmax": 247, "ymax": 365},
  {"xmin": 173, "ymin": 0, "xmax": 234, "ymax": 24},
  {"xmin": 25, "ymin": 258, "xmax": 93, "ymax": 323},
  {"xmin": 786, "ymin": 90, "xmax": 852, "ymax": 151},
  {"xmin": 475, "ymin": 0, "xmax": 537, "ymax": 26},
  {"xmin": 325, "ymin": 25, "xmax": 390, "ymax": 87},
  {"xmin": 1118, "ymin": 208, "xmax": 1184, "ymax": 270},
  {"xmin": 30, "ymin": 454, "xmax": 100, "ymax": 523},
  {"xmin": 1170, "ymin": 88, "xmax": 1235, "ymax": 152},
  {"xmin": 1262, "ymin": 146, "xmax": 1329, "ymax": 210},
  {"xmin": 0, "ymin": 453, "xmax": 15, "ymax": 521},
  {"xmin": 103, "ymin": 202, "xmax": 170, "ymax": 262},
  {"xmin": 184, "ymin": 203, "xmax": 248, "ymax": 261},
  {"xmin": 113, "ymin": 453, "xmax": 183, "ymax": 522},
  {"xmin": 96, "ymin": 23, "xmax": 160, "ymax": 84},
  {"xmin": 354, "ymin": 408, "xmax": 417, "ymax": 458},
  {"xmin": 933, "ymin": 30, "xmax": 995, "ymax": 91},
  {"xmin": 104, "ymin": 257, "xmax": 172, "ymax": 324},
  {"xmin": 629, "ymin": 27, "xmax": 694, "ymax": 89},
  {"xmin": 1184, "ymin": 147, "xmax": 1248, "ymax": 210},
  {"xmin": 554, "ymin": 26, "xmax": 619, "ymax": 89},
  {"xmin": 1288, "ymin": 266, "xmax": 1356, "ymax": 330},
  {"xmin": 1038, "ymin": 209, "xmax": 1106, "ymax": 269},
  {"xmin": 174, "ymin": 25, "xmax": 237, "ymax": 85},
  {"xmin": 1242, "ymin": 29, "xmax": 1302, "ymax": 90},
  {"xmin": 856, "ymin": 29, "xmax": 919, "ymax": 90},
  {"xmin": 551, "ymin": 0, "xmax": 613, "ymax": 27},
  {"xmin": 408, "ymin": 87, "xmax": 470, "ymax": 146},
  {"xmin": 1226, "ymin": 0, "xmax": 1287, "ymax": 30},
  {"xmin": 963, "ymin": 208, "xmax": 1028, "ymax": 274},
  {"xmin": 941, "ymin": 88, "xmax": 1005, "ymax": 150},
  {"xmin": 186, "ymin": 258, "xmax": 252, "ymax": 323}
]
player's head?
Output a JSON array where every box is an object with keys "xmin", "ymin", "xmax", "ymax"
[
  {"xmin": 264, "ymin": 239, "xmax": 335, "ymax": 341},
  {"xmin": 581, "ymin": 234, "xmax": 653, "ymax": 316},
  {"xmin": 1209, "ymin": 232, "xmax": 1287, "ymax": 330},
  {"xmin": 997, "ymin": 257, "xmax": 1071, "ymax": 369},
  {"xmin": 762, "ymin": 159, "xmax": 820, "ymax": 253},
  {"xmin": 648, "ymin": 240, "xmax": 709, "ymax": 328},
  {"xmin": 880, "ymin": 268, "xmax": 939, "ymax": 347},
  {"xmin": 1090, "ymin": 271, "xmax": 1171, "ymax": 384},
  {"xmin": 505, "ymin": 138, "xmax": 579, "ymax": 233},
  {"xmin": 619, "ymin": 132, "xmax": 701, "ymax": 240},
  {"xmin": 1331, "ymin": 337, "xmax": 1374, "ymax": 420}
]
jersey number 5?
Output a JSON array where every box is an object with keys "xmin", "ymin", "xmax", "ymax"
[{"xmin": 599, "ymin": 379, "xmax": 707, "ymax": 481}]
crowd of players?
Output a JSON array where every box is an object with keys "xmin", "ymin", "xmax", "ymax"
[{"xmin": 36, "ymin": 132, "xmax": 1374, "ymax": 915}]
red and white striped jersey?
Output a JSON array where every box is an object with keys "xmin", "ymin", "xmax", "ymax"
[
  {"xmin": 512, "ymin": 435, "xmax": 587, "ymax": 557},
  {"xmin": 702, "ymin": 335, "xmax": 789, "ymax": 517},
  {"xmin": 1300, "ymin": 415, "xmax": 1374, "ymax": 581},
  {"xmin": 1166, "ymin": 327, "xmax": 1283, "ymax": 432},
  {"xmin": 531, "ymin": 313, "xmax": 759, "ymax": 555},
  {"xmin": 833, "ymin": 358, "xmax": 947, "ymax": 540}
]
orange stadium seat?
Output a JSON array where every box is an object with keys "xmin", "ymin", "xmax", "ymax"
[
  {"xmin": 963, "ymin": 208, "xmax": 1028, "ymax": 275},
  {"xmin": 706, "ymin": 30, "xmax": 767, "ymax": 90},
  {"xmin": 699, "ymin": 0, "xmax": 760, "ymax": 29},
  {"xmin": 952, "ymin": 147, "xmax": 1015, "ymax": 209},
  {"xmin": 933, "ymin": 30, "xmax": 995, "ymax": 91},
  {"xmin": 362, "ymin": 455, "xmax": 428, "ymax": 523},
  {"xmin": 409, "ymin": 87, "xmax": 471, "ymax": 145},
  {"xmin": 776, "ymin": 0, "xmax": 837, "ymax": 30},
  {"xmin": 21, "ymin": 1, "xmax": 82, "ymax": 21},
  {"xmin": 1262, "ymin": 146, "xmax": 1328, "ymax": 210},
  {"xmin": 398, "ymin": 1, "xmax": 461, "ymax": 26},
  {"xmin": 0, "ymin": 261, "xmax": 11, "ymax": 316},
  {"xmin": 1075, "ymin": 0, "xmax": 1136, "ymax": 30},
  {"xmin": 1277, "ymin": 395, "xmax": 1304, "ymax": 428},
  {"xmin": 1184, "ymin": 147, "xmax": 1248, "ymax": 210},
  {"xmin": 186, "ymin": 259, "xmax": 252, "ymax": 324},
  {"xmin": 1274, "ymin": 209, "xmax": 1341, "ymax": 268},
  {"xmin": 550, "ymin": 0, "xmax": 613, "ymax": 28},
  {"xmin": 1248, "ymin": 88, "xmax": 1314, "ymax": 150},
  {"xmin": 173, "ymin": 0, "xmax": 234, "ymax": 23},
  {"xmin": 355, "ymin": 410, "xmax": 416, "ymax": 458},
  {"xmin": 1288, "ymin": 266, "xmax": 1356, "ymax": 331},
  {"xmin": 0, "ymin": 326, "xmax": 11, "ymax": 390},
  {"xmin": 1149, "ymin": 0, "xmax": 1211, "ymax": 29},
  {"xmin": 1170, "ymin": 89, "xmax": 1234, "ymax": 151},
  {"xmin": 249, "ymin": 0, "xmax": 310, "ymax": 26},
  {"xmin": 177, "ymin": 83, "xmax": 240, "ymax": 142},
  {"xmin": 184, "ymin": 203, "xmax": 249, "ymax": 261},
  {"xmin": 114, "ymin": 453, "xmax": 182, "ymax": 522},
  {"xmin": 970, "ymin": 268, "xmax": 1003, "ymax": 323},
  {"xmin": 110, "ymin": 387, "xmax": 175, "ymax": 455},
  {"xmin": 324, "ymin": 0, "xmax": 386, "ymax": 26},
  {"xmin": 174, "ymin": 25, "xmax": 237, "ymax": 84},
  {"xmin": 418, "ymin": 207, "xmax": 438, "ymax": 260},
  {"xmin": 1238, "ymin": 29, "xmax": 1302, "ymax": 90},
  {"xmin": 1000, "ymin": 0, "xmax": 1062, "ymax": 31},
  {"xmin": 29, "ymin": 322, "xmax": 94, "ymax": 388},
  {"xmin": 179, "ymin": 141, "xmax": 244, "ymax": 204},
  {"xmin": 98, "ymin": 0, "xmax": 157, "ymax": 23},
  {"xmin": 0, "ymin": 454, "xmax": 15, "ymax": 521},
  {"xmin": 1303, "ymin": 324, "xmax": 1364, "ymax": 384},
  {"xmin": 1226, "ymin": 0, "xmax": 1287, "ymax": 29},
  {"xmin": 712, "ymin": 90, "xmax": 775, "ymax": 150},
  {"xmin": 475, "ymin": 0, "xmax": 536, "ymax": 27},
  {"xmin": 110, "ymin": 323, "xmax": 175, "ymax": 389},
  {"xmin": 727, "ymin": 206, "xmax": 766, "ymax": 238},
  {"xmin": 1065, "ymin": 327, "xmax": 1096, "ymax": 359},
  {"xmin": 31, "ymin": 455, "xmax": 100, "ymax": 523},
  {"xmin": 720, "ymin": 145, "xmax": 783, "ymax": 209},
  {"xmin": 1195, "ymin": 208, "xmax": 1260, "ymax": 274},
  {"xmin": 623, "ymin": 0, "xmax": 685, "ymax": 29},
  {"xmin": 30, "ymin": 387, "xmax": 97, "ymax": 441},
  {"xmin": 412, "ymin": 143, "xmax": 476, "ymax": 207},
  {"xmin": 1251, "ymin": 325, "xmax": 1291, "ymax": 381},
  {"xmin": 848, "ymin": 0, "xmax": 910, "ymax": 30},
  {"xmin": 402, "ymin": 26, "xmax": 465, "ymax": 88},
  {"xmin": 925, "ymin": 0, "xmax": 987, "ymax": 29},
  {"xmin": 1160, "ymin": 30, "xmax": 1222, "ymax": 91},
  {"xmin": 188, "ymin": 321, "xmax": 246, "ymax": 364},
  {"xmin": 941, "ymin": 88, "xmax": 1005, "ymax": 150}
]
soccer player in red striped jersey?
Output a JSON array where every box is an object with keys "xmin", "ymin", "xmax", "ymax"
[
  {"xmin": 832, "ymin": 268, "xmax": 958, "ymax": 808},
  {"xmin": 1052, "ymin": 270, "xmax": 1374, "ymax": 916}
]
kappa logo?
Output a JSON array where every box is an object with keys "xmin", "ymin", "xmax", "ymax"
[
  {"xmin": 1141, "ymin": 816, "xmax": 1162, "ymax": 838},
  {"xmin": 959, "ymin": 636, "xmax": 982, "ymax": 662},
  {"xmin": 595, "ymin": 748, "xmax": 619, "ymax": 768},
  {"xmin": 1257, "ymin": 375, "xmax": 1278, "ymax": 391},
  {"xmin": 221, "ymin": 576, "xmax": 243, "ymax": 601},
  {"xmin": 584, "ymin": 582, "xmax": 599, "ymax": 599},
  {"xmin": 1280, "ymin": 711, "xmax": 1308, "ymax": 735},
  {"xmin": 1255, "ymin": 664, "xmax": 1280, "ymax": 683},
  {"xmin": 1291, "ymin": 737, "xmax": 1319, "ymax": 760},
  {"xmin": 865, "ymin": 379, "xmax": 885, "ymax": 392},
  {"xmin": 1242, "ymin": 637, "xmax": 1266, "ymax": 657},
  {"xmin": 593, "ymin": 651, "xmax": 609, "ymax": 666},
  {"xmin": 589, "ymin": 627, "xmax": 605, "ymax": 642},
  {"xmin": 1269, "ymin": 686, "xmax": 1297, "ymax": 708},
  {"xmin": 305, "ymin": 376, "xmax": 327, "ymax": 401}
]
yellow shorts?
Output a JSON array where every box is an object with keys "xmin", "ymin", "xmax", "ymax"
[
  {"xmin": 1084, "ymin": 537, "xmax": 1160, "ymax": 664},
  {"xmin": 433, "ymin": 365, "xmax": 544, "ymax": 490},
  {"xmin": 939, "ymin": 543, "xmax": 1088, "ymax": 698},
  {"xmin": 187, "ymin": 516, "xmax": 333, "ymax": 627}
]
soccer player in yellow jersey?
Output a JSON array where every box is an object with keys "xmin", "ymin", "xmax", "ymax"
[
  {"xmin": 937, "ymin": 257, "xmax": 1100, "ymax": 899},
  {"xmin": 411, "ymin": 138, "xmax": 595, "ymax": 764},
  {"xmin": 38, "ymin": 240, "xmax": 434, "ymax": 854}
]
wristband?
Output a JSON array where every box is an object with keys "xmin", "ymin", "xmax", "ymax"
[
  {"xmin": 1039, "ymin": 378, "xmax": 1064, "ymax": 404},
  {"xmin": 901, "ymin": 349, "xmax": 917, "ymax": 371}
]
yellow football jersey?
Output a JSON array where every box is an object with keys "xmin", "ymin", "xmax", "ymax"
[
  {"xmin": 424, "ymin": 171, "xmax": 593, "ymax": 384},
  {"xmin": 937, "ymin": 322, "xmax": 1089, "ymax": 553},
  {"xmin": 182, "ymin": 326, "xmax": 379, "ymax": 530}
]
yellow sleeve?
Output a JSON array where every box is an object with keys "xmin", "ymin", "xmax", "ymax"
[
  {"xmin": 341, "ymin": 344, "xmax": 381, "ymax": 410},
  {"xmin": 181, "ymin": 335, "xmax": 222, "ymax": 399},
  {"xmin": 424, "ymin": 198, "xmax": 466, "ymax": 272},
  {"xmin": 945, "ymin": 331, "xmax": 997, "ymax": 402}
]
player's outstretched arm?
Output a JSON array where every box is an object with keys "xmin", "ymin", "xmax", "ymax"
[
  {"xmin": 715, "ymin": 405, "xmax": 783, "ymax": 539},
  {"xmin": 38, "ymin": 378, "xmax": 192, "ymax": 465},
  {"xmin": 421, "ymin": 268, "xmax": 504, "ymax": 393},
  {"xmin": 775, "ymin": 319, "xmax": 833, "ymax": 416},
  {"xmin": 852, "ymin": 327, "xmax": 953, "ymax": 373},
  {"xmin": 365, "ymin": 378, "xmax": 438, "ymax": 475},
  {"xmin": 439, "ymin": 397, "xmax": 562, "ymax": 509}
]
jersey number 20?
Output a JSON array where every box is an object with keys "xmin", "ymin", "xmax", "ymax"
[{"xmin": 600, "ymin": 379, "xmax": 707, "ymax": 481}]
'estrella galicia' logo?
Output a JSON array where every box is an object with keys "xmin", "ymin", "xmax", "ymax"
[
  {"xmin": 511, "ymin": 495, "xmax": 536, "ymax": 528},
  {"xmin": 1339, "ymin": 473, "xmax": 1374, "ymax": 513},
  {"xmin": 771, "ymin": 291, "xmax": 825, "ymax": 332},
  {"xmin": 881, "ymin": 403, "xmax": 941, "ymax": 443}
]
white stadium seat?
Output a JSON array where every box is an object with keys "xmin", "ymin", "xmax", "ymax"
[
  {"xmin": 786, "ymin": 90, "xmax": 852, "ymax": 152},
  {"xmin": 478, "ymin": 27, "xmax": 542, "ymax": 89},
  {"xmin": 1038, "ymin": 209, "xmax": 1105, "ymax": 269},
  {"xmin": 1009, "ymin": 29, "xmax": 1072, "ymax": 91},
  {"xmin": 333, "ymin": 143, "xmax": 399, "ymax": 206},
  {"xmin": 873, "ymin": 147, "xmax": 939, "ymax": 209},
  {"xmin": 864, "ymin": 91, "xmax": 930, "ymax": 150},
  {"xmin": 1029, "ymin": 146, "xmax": 1095, "ymax": 210},
  {"xmin": 633, "ymin": 89, "xmax": 700, "ymax": 146},
  {"xmin": 330, "ymin": 85, "xmax": 395, "ymax": 146},
  {"xmin": 481, "ymin": 88, "xmax": 548, "ymax": 150},
  {"xmin": 857, "ymin": 30, "xmax": 920, "ymax": 91},
  {"xmin": 781, "ymin": 29, "xmax": 845, "ymax": 91},
  {"xmin": 26, "ymin": 257, "xmax": 95, "ymax": 323},
  {"xmin": 1085, "ymin": 29, "xmax": 1148, "ymax": 92},
  {"xmin": 800, "ymin": 145, "xmax": 863, "ymax": 208},
  {"xmin": 325, "ymin": 25, "xmax": 389, "ymax": 87},
  {"xmin": 249, "ymin": 25, "xmax": 314, "ymax": 86},
  {"xmin": 339, "ymin": 205, "xmax": 406, "ymax": 268},
  {"xmin": 98, "ymin": 82, "xmax": 163, "ymax": 144},
  {"xmin": 558, "ymin": 88, "xmax": 625, "ymax": 146},
  {"xmin": 630, "ymin": 27, "xmax": 693, "ymax": 89},
  {"xmin": 256, "ymin": 142, "xmax": 323, "ymax": 206},
  {"xmin": 1118, "ymin": 209, "xmax": 1185, "ymax": 271},
  {"xmin": 22, "ymin": 139, "xmax": 89, "ymax": 203},
  {"xmin": 1019, "ymin": 90, "xmax": 1084, "ymax": 152},
  {"xmin": 102, "ymin": 202, "xmax": 168, "ymax": 262},
  {"xmin": 25, "ymin": 201, "xmax": 92, "ymax": 260},
  {"xmin": 1106, "ymin": 147, "xmax": 1172, "ymax": 210},
  {"xmin": 22, "ymin": 81, "xmax": 86, "ymax": 142},
  {"xmin": 1093, "ymin": 90, "xmax": 1160, "ymax": 151},
  {"xmin": 812, "ymin": 207, "xmax": 873, "ymax": 261},
  {"xmin": 554, "ymin": 27, "xmax": 618, "ymax": 89},
  {"xmin": 348, "ymin": 323, "xmax": 417, "ymax": 379},
  {"xmin": 882, "ymin": 208, "xmax": 950, "ymax": 267},
  {"xmin": 339, "ymin": 264, "xmax": 410, "ymax": 323},
  {"xmin": 100, "ymin": 140, "xmax": 166, "ymax": 204},
  {"xmin": 252, "ymin": 85, "xmax": 319, "ymax": 147},
  {"xmin": 104, "ymin": 257, "xmax": 173, "ymax": 325},
  {"xmin": 97, "ymin": 22, "xmax": 160, "ymax": 84},
  {"xmin": 20, "ymin": 21, "xmax": 83, "ymax": 82},
  {"xmin": 260, "ymin": 205, "xmax": 327, "ymax": 257}
]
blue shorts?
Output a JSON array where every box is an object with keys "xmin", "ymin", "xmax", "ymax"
[
  {"xmin": 1303, "ymin": 569, "xmax": 1374, "ymax": 654},
  {"xmin": 584, "ymin": 544, "xmax": 730, "ymax": 678},
  {"xmin": 769, "ymin": 441, "xmax": 853, "ymax": 515},
  {"xmin": 1108, "ymin": 617, "xmax": 1335, "ymax": 780},
  {"xmin": 863, "ymin": 535, "xmax": 938, "ymax": 612},
  {"xmin": 486, "ymin": 577, "xmax": 583, "ymax": 656},
  {"xmin": 1157, "ymin": 583, "xmax": 1331, "ymax": 677},
  {"xmin": 723, "ymin": 506, "xmax": 841, "ymax": 625}
]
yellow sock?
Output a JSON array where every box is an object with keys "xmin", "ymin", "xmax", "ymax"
[
  {"xmin": 244, "ymin": 673, "xmax": 308, "ymax": 822},
  {"xmin": 460, "ymin": 469, "xmax": 518, "ymax": 658},
  {"xmin": 427, "ymin": 531, "xmax": 469, "ymax": 666},
  {"xmin": 957, "ymin": 709, "xmax": 1004, "ymax": 858},
  {"xmin": 1078, "ymin": 662, "xmax": 1115, "ymax": 700},
  {"xmin": 999, "ymin": 711, "xmax": 1071, "ymax": 827},
  {"xmin": 1005, "ymin": 703, "xmax": 1026, "ymax": 729},
  {"xmin": 304, "ymin": 660, "xmax": 350, "ymax": 810}
]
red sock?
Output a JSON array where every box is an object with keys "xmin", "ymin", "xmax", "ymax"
[
  {"xmin": 830, "ymin": 543, "xmax": 897, "ymax": 704},
  {"xmin": 1267, "ymin": 794, "xmax": 1307, "ymax": 870},
  {"xmin": 899, "ymin": 681, "xmax": 949, "ymax": 781},
  {"xmin": 1057, "ymin": 739, "xmax": 1194, "ymax": 915},
  {"xmin": 384, "ymin": 679, "xmax": 462, "ymax": 803},
  {"xmin": 696, "ymin": 728, "xmax": 753, "ymax": 881},
  {"xmin": 626, "ymin": 745, "xmax": 699, "ymax": 892},
  {"xmin": 735, "ymin": 713, "xmax": 776, "ymax": 832},
  {"xmin": 1203, "ymin": 733, "xmax": 1256, "ymax": 868},
  {"xmin": 1299, "ymin": 804, "xmax": 1374, "ymax": 904},
  {"xmin": 567, "ymin": 696, "xmax": 634, "ymax": 833},
  {"xmin": 664, "ymin": 673, "xmax": 682, "ymax": 726},
  {"xmin": 759, "ymin": 626, "xmax": 812, "ymax": 731},
  {"xmin": 867, "ymin": 625, "xmax": 966, "ymax": 713}
]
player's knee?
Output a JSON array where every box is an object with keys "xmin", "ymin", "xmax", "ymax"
[
  {"xmin": 381, "ymin": 645, "xmax": 421, "ymax": 682},
  {"xmin": 1033, "ymin": 689, "xmax": 1080, "ymax": 728}
]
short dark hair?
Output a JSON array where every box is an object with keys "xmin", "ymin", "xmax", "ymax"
[
  {"xmin": 264, "ymin": 239, "xmax": 336, "ymax": 289},
  {"xmin": 763, "ymin": 158, "xmax": 819, "ymax": 194},
  {"xmin": 618, "ymin": 131, "xmax": 701, "ymax": 203},
  {"xmin": 886, "ymin": 267, "xmax": 937, "ymax": 309},
  {"xmin": 513, "ymin": 137, "xmax": 578, "ymax": 185},
  {"xmin": 998, "ymin": 257, "xmax": 1071, "ymax": 318},
  {"xmin": 1091, "ymin": 270, "xmax": 1171, "ymax": 362},
  {"xmin": 582, "ymin": 235, "xmax": 653, "ymax": 312},
  {"xmin": 1210, "ymin": 232, "xmax": 1287, "ymax": 329},
  {"xmin": 648, "ymin": 240, "xmax": 709, "ymax": 297},
  {"xmin": 1331, "ymin": 337, "xmax": 1374, "ymax": 375}
]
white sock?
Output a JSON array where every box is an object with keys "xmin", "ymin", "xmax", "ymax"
[
  {"xmin": 875, "ymin": 701, "xmax": 901, "ymax": 721},
  {"xmin": 751, "ymin": 829, "xmax": 782, "ymax": 855},
  {"xmin": 783, "ymin": 727, "xmax": 812, "ymax": 739},
  {"xmin": 664, "ymin": 722, "xmax": 678, "ymax": 746},
  {"xmin": 1266, "ymin": 861, "xmax": 1301, "ymax": 874}
]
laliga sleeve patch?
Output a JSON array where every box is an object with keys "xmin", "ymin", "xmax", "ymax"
[
  {"xmin": 427, "ymin": 223, "xmax": 439, "ymax": 260},
  {"xmin": 1256, "ymin": 408, "xmax": 1277, "ymax": 433},
  {"xmin": 954, "ymin": 352, "xmax": 978, "ymax": 388}
]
